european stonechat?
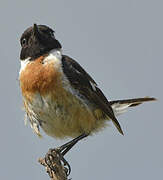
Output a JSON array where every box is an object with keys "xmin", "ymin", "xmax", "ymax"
[{"xmin": 19, "ymin": 24, "xmax": 155, "ymax": 160}]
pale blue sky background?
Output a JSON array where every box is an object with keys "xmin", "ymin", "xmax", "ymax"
[{"xmin": 0, "ymin": 0, "xmax": 162, "ymax": 179}]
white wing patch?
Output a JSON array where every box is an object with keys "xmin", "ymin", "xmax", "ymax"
[{"xmin": 89, "ymin": 81, "xmax": 97, "ymax": 91}]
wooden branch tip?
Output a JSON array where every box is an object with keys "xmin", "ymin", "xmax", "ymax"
[{"xmin": 38, "ymin": 149, "xmax": 69, "ymax": 180}]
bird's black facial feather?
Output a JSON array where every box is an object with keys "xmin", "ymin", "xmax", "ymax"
[{"xmin": 20, "ymin": 24, "xmax": 62, "ymax": 60}]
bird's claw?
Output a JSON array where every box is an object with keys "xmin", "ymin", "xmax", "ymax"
[{"xmin": 45, "ymin": 148, "xmax": 71, "ymax": 176}]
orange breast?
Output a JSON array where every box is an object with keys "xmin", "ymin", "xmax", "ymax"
[{"xmin": 19, "ymin": 56, "xmax": 62, "ymax": 101}]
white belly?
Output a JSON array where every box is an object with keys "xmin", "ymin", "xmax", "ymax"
[{"xmin": 23, "ymin": 89, "xmax": 104, "ymax": 139}]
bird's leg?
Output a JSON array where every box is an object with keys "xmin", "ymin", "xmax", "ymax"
[
  {"xmin": 45, "ymin": 133, "xmax": 88, "ymax": 176},
  {"xmin": 57, "ymin": 133, "xmax": 88, "ymax": 155}
]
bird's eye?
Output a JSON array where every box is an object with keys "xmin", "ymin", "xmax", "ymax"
[{"xmin": 21, "ymin": 38, "xmax": 27, "ymax": 47}]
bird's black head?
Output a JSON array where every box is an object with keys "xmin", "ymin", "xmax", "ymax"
[{"xmin": 20, "ymin": 24, "xmax": 62, "ymax": 60}]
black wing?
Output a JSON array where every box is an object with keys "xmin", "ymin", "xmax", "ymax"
[{"xmin": 62, "ymin": 55, "xmax": 123, "ymax": 135}]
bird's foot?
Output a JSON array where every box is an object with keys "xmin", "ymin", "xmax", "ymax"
[
  {"xmin": 45, "ymin": 148, "xmax": 71, "ymax": 176},
  {"xmin": 40, "ymin": 134, "xmax": 88, "ymax": 178}
]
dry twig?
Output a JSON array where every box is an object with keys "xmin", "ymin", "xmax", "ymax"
[{"xmin": 38, "ymin": 149, "xmax": 70, "ymax": 180}]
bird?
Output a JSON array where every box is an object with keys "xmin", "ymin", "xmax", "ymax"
[{"xmin": 19, "ymin": 24, "xmax": 156, "ymax": 160}]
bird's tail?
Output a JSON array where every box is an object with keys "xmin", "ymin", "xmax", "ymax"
[{"xmin": 110, "ymin": 97, "xmax": 156, "ymax": 116}]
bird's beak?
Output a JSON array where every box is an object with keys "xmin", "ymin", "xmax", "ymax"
[{"xmin": 33, "ymin": 23, "xmax": 40, "ymax": 38}]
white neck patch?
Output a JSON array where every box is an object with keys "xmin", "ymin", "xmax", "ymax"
[
  {"xmin": 43, "ymin": 49, "xmax": 62, "ymax": 63},
  {"xmin": 19, "ymin": 57, "xmax": 31, "ymax": 75},
  {"xmin": 19, "ymin": 49, "xmax": 62, "ymax": 75}
]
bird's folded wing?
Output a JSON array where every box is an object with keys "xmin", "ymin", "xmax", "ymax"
[{"xmin": 61, "ymin": 55, "xmax": 123, "ymax": 135}]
